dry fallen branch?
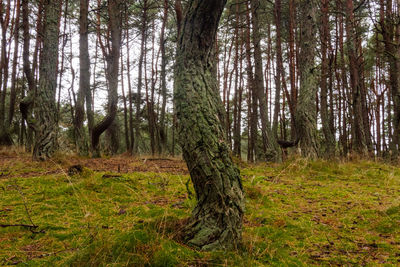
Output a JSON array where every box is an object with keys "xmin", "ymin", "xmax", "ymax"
[{"xmin": 0, "ymin": 223, "xmax": 38, "ymax": 229}]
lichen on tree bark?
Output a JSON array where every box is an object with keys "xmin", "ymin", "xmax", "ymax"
[
  {"xmin": 174, "ymin": 0, "xmax": 244, "ymax": 251},
  {"xmin": 32, "ymin": 0, "xmax": 61, "ymax": 161}
]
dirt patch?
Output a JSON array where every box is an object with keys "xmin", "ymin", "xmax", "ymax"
[
  {"xmin": 70, "ymin": 156, "xmax": 188, "ymax": 175},
  {"xmin": 0, "ymin": 150, "xmax": 188, "ymax": 178}
]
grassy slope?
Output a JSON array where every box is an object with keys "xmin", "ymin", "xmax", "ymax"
[{"xmin": 0, "ymin": 153, "xmax": 400, "ymax": 266}]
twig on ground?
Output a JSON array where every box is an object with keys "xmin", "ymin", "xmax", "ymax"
[
  {"xmin": 11, "ymin": 180, "xmax": 43, "ymax": 233},
  {"xmin": 0, "ymin": 223, "xmax": 38, "ymax": 229}
]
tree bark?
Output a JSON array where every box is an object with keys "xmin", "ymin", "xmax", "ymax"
[
  {"xmin": 125, "ymin": 17, "xmax": 134, "ymax": 154},
  {"xmin": 295, "ymin": 0, "xmax": 319, "ymax": 158},
  {"xmin": 120, "ymin": 52, "xmax": 130, "ymax": 152},
  {"xmin": 288, "ymin": 0, "xmax": 297, "ymax": 140},
  {"xmin": 232, "ymin": 0, "xmax": 242, "ymax": 158},
  {"xmin": 272, "ymin": 0, "xmax": 283, "ymax": 136},
  {"xmin": 250, "ymin": 0, "xmax": 281, "ymax": 162},
  {"xmin": 175, "ymin": 0, "xmax": 244, "ymax": 250},
  {"xmin": 381, "ymin": 0, "xmax": 400, "ymax": 158},
  {"xmin": 320, "ymin": 0, "xmax": 336, "ymax": 157},
  {"xmin": 32, "ymin": 0, "xmax": 61, "ymax": 160},
  {"xmin": 74, "ymin": 0, "xmax": 90, "ymax": 156},
  {"xmin": 134, "ymin": 0, "xmax": 147, "ymax": 154},
  {"xmin": 20, "ymin": 0, "xmax": 36, "ymax": 152},
  {"xmin": 345, "ymin": 0, "xmax": 368, "ymax": 155},
  {"xmin": 0, "ymin": 0, "xmax": 12, "ymax": 145},
  {"xmin": 7, "ymin": 0, "xmax": 20, "ymax": 134},
  {"xmin": 91, "ymin": 0, "xmax": 121, "ymax": 157},
  {"xmin": 158, "ymin": 0, "xmax": 168, "ymax": 155},
  {"xmin": 244, "ymin": 3, "xmax": 257, "ymax": 162}
]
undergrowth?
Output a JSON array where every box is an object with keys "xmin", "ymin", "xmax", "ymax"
[{"xmin": 0, "ymin": 153, "xmax": 399, "ymax": 266}]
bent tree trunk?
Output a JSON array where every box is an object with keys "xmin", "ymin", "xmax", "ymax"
[
  {"xmin": 91, "ymin": 0, "xmax": 121, "ymax": 157},
  {"xmin": 33, "ymin": 0, "xmax": 61, "ymax": 160},
  {"xmin": 174, "ymin": 0, "xmax": 244, "ymax": 250}
]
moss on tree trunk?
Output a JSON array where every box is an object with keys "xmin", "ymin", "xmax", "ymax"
[
  {"xmin": 174, "ymin": 0, "xmax": 244, "ymax": 251},
  {"xmin": 295, "ymin": 0, "xmax": 319, "ymax": 158}
]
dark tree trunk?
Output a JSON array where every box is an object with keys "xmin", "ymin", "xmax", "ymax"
[
  {"xmin": 20, "ymin": 0, "xmax": 36, "ymax": 152},
  {"xmin": 175, "ymin": 0, "xmax": 244, "ymax": 250},
  {"xmin": 288, "ymin": 0, "xmax": 297, "ymax": 140},
  {"xmin": 295, "ymin": 0, "xmax": 319, "ymax": 158},
  {"xmin": 232, "ymin": 0, "xmax": 242, "ymax": 158},
  {"xmin": 32, "ymin": 0, "xmax": 61, "ymax": 160},
  {"xmin": 320, "ymin": 0, "xmax": 336, "ymax": 157},
  {"xmin": 345, "ymin": 0, "xmax": 368, "ymax": 155},
  {"xmin": 135, "ymin": 0, "xmax": 147, "ymax": 154},
  {"xmin": 120, "ymin": 53, "xmax": 130, "ymax": 151},
  {"xmin": 0, "ymin": 0, "xmax": 12, "ymax": 145},
  {"xmin": 158, "ymin": 0, "xmax": 168, "ymax": 155},
  {"xmin": 272, "ymin": 0, "xmax": 283, "ymax": 135},
  {"xmin": 74, "ymin": 0, "xmax": 90, "ymax": 156},
  {"xmin": 381, "ymin": 0, "xmax": 400, "ymax": 158},
  {"xmin": 91, "ymin": 0, "xmax": 121, "ymax": 157},
  {"xmin": 338, "ymin": 1, "xmax": 349, "ymax": 155},
  {"xmin": 7, "ymin": 0, "xmax": 20, "ymax": 135},
  {"xmin": 245, "ymin": 3, "xmax": 257, "ymax": 162},
  {"xmin": 125, "ymin": 19, "xmax": 134, "ymax": 155},
  {"xmin": 250, "ymin": 0, "xmax": 281, "ymax": 162},
  {"xmin": 146, "ymin": 20, "xmax": 157, "ymax": 156}
]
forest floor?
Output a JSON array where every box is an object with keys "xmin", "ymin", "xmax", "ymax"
[{"xmin": 0, "ymin": 148, "xmax": 400, "ymax": 266}]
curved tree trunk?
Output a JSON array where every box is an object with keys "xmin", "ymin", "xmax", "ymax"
[
  {"xmin": 91, "ymin": 0, "xmax": 121, "ymax": 157},
  {"xmin": 175, "ymin": 0, "xmax": 244, "ymax": 250},
  {"xmin": 32, "ymin": 0, "xmax": 61, "ymax": 160}
]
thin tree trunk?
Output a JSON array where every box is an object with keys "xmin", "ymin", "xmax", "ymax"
[
  {"xmin": 338, "ymin": 1, "xmax": 349, "ymax": 155},
  {"xmin": 320, "ymin": 0, "xmax": 335, "ymax": 157},
  {"xmin": 135, "ymin": 0, "xmax": 147, "ymax": 154},
  {"xmin": 288, "ymin": 0, "xmax": 297, "ymax": 139},
  {"xmin": 121, "ymin": 51, "xmax": 130, "ymax": 152},
  {"xmin": 7, "ymin": 0, "xmax": 20, "ymax": 132},
  {"xmin": 345, "ymin": 0, "xmax": 368, "ymax": 155},
  {"xmin": 20, "ymin": 0, "xmax": 37, "ymax": 152},
  {"xmin": 73, "ymin": 0, "xmax": 90, "ymax": 156},
  {"xmin": 125, "ymin": 20, "xmax": 134, "ymax": 155},
  {"xmin": 232, "ymin": 0, "xmax": 241, "ymax": 158},
  {"xmin": 158, "ymin": 0, "xmax": 168, "ymax": 155},
  {"xmin": 245, "ymin": 3, "xmax": 256, "ymax": 162},
  {"xmin": 272, "ymin": 0, "xmax": 283, "ymax": 135},
  {"xmin": 250, "ymin": 0, "xmax": 281, "ymax": 162},
  {"xmin": 0, "ymin": 0, "xmax": 11, "ymax": 145}
]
